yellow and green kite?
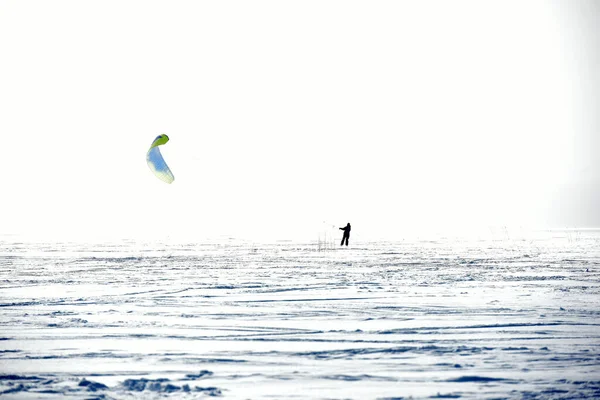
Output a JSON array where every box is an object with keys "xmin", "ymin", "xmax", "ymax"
[{"xmin": 146, "ymin": 134, "xmax": 174, "ymax": 184}]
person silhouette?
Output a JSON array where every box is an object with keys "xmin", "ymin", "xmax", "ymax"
[{"xmin": 339, "ymin": 223, "xmax": 351, "ymax": 246}]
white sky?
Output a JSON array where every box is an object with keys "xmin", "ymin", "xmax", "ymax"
[{"xmin": 0, "ymin": 1, "xmax": 597, "ymax": 242}]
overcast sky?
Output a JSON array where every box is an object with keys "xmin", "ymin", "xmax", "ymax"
[{"xmin": 0, "ymin": 1, "xmax": 598, "ymax": 242}]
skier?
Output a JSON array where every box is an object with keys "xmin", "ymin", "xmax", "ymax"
[{"xmin": 339, "ymin": 223, "xmax": 351, "ymax": 246}]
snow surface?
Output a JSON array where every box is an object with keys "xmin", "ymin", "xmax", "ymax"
[{"xmin": 1, "ymin": 231, "xmax": 600, "ymax": 399}]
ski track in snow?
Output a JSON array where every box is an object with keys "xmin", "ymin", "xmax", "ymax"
[{"xmin": 1, "ymin": 232, "xmax": 600, "ymax": 399}]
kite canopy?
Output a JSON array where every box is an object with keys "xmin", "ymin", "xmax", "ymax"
[{"xmin": 146, "ymin": 134, "xmax": 174, "ymax": 184}]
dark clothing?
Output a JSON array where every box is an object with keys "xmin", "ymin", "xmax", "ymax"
[{"xmin": 339, "ymin": 223, "xmax": 351, "ymax": 246}]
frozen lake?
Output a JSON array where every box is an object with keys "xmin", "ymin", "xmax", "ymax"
[{"xmin": 1, "ymin": 231, "xmax": 600, "ymax": 399}]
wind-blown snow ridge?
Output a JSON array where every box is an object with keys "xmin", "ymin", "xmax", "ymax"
[{"xmin": 1, "ymin": 232, "xmax": 599, "ymax": 399}]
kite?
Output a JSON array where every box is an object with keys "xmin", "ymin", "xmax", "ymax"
[{"xmin": 146, "ymin": 134, "xmax": 174, "ymax": 184}]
